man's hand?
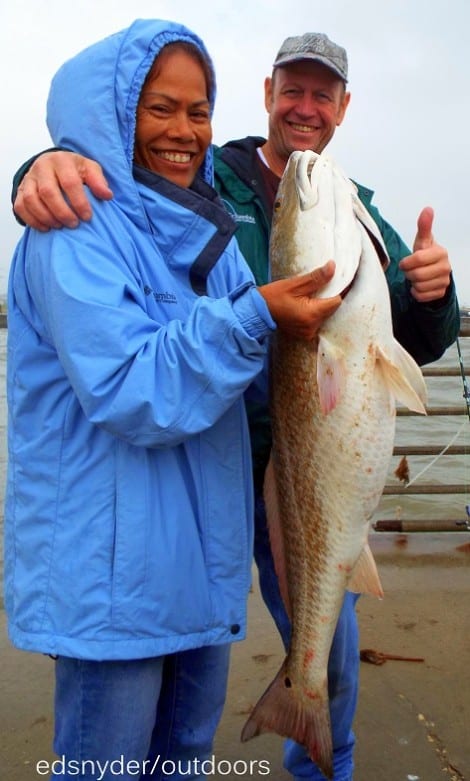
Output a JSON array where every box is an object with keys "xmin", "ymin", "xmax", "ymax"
[
  {"xmin": 14, "ymin": 151, "xmax": 113, "ymax": 231},
  {"xmin": 399, "ymin": 207, "xmax": 452, "ymax": 303},
  {"xmin": 259, "ymin": 260, "xmax": 342, "ymax": 340}
]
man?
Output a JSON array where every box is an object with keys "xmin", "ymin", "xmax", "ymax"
[{"xmin": 12, "ymin": 32, "xmax": 459, "ymax": 781}]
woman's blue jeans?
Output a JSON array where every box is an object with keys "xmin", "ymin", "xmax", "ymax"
[
  {"xmin": 253, "ymin": 493, "xmax": 360, "ymax": 781},
  {"xmin": 51, "ymin": 644, "xmax": 230, "ymax": 780}
]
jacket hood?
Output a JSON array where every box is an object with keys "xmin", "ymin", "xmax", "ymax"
[{"xmin": 46, "ymin": 19, "xmax": 217, "ymax": 225}]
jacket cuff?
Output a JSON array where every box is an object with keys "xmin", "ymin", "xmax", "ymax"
[
  {"xmin": 420, "ymin": 275, "xmax": 456, "ymax": 311},
  {"xmin": 229, "ymin": 282, "xmax": 276, "ymax": 341}
]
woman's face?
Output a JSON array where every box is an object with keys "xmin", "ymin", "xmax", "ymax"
[{"xmin": 134, "ymin": 47, "xmax": 212, "ymax": 188}]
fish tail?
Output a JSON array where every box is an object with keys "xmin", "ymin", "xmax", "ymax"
[{"xmin": 241, "ymin": 660, "xmax": 333, "ymax": 780}]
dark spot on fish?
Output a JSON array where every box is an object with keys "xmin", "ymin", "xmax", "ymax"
[{"xmin": 284, "ymin": 676, "xmax": 292, "ymax": 688}]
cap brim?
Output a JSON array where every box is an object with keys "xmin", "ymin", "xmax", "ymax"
[{"xmin": 273, "ymin": 53, "xmax": 347, "ymax": 82}]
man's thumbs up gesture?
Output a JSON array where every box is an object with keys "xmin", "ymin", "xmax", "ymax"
[{"xmin": 399, "ymin": 207, "xmax": 452, "ymax": 303}]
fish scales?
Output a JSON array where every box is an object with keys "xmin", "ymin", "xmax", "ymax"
[{"xmin": 241, "ymin": 151, "xmax": 427, "ymax": 780}]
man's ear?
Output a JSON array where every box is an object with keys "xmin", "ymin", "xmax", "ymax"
[
  {"xmin": 337, "ymin": 90, "xmax": 351, "ymax": 126},
  {"xmin": 264, "ymin": 76, "xmax": 273, "ymax": 113}
]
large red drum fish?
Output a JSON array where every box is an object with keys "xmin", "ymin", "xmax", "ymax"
[{"xmin": 241, "ymin": 150, "xmax": 427, "ymax": 779}]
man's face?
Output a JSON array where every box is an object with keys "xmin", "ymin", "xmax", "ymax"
[{"xmin": 264, "ymin": 60, "xmax": 351, "ymax": 168}]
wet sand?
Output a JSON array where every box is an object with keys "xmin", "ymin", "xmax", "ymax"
[{"xmin": 1, "ymin": 532, "xmax": 469, "ymax": 780}]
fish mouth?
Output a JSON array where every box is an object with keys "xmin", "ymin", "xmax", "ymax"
[{"xmin": 295, "ymin": 150, "xmax": 321, "ymax": 211}]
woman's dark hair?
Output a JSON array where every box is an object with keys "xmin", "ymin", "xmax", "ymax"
[{"xmin": 150, "ymin": 41, "xmax": 214, "ymax": 102}]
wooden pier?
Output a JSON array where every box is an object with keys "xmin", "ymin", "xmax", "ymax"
[{"xmin": 374, "ymin": 311, "xmax": 470, "ymax": 533}]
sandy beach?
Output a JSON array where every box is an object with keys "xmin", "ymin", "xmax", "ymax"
[{"xmin": 1, "ymin": 531, "xmax": 469, "ymax": 781}]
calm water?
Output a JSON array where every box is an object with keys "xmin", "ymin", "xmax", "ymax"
[{"xmin": 0, "ymin": 329, "xmax": 469, "ymax": 597}]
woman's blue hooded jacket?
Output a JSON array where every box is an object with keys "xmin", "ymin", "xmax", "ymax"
[{"xmin": 4, "ymin": 19, "xmax": 275, "ymax": 659}]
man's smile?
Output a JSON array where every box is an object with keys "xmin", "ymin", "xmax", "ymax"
[{"xmin": 289, "ymin": 122, "xmax": 320, "ymax": 133}]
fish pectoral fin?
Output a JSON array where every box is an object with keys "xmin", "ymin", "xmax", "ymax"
[
  {"xmin": 376, "ymin": 342, "xmax": 427, "ymax": 414},
  {"xmin": 241, "ymin": 659, "xmax": 333, "ymax": 780},
  {"xmin": 347, "ymin": 543, "xmax": 384, "ymax": 598},
  {"xmin": 317, "ymin": 334, "xmax": 346, "ymax": 414},
  {"xmin": 263, "ymin": 457, "xmax": 292, "ymax": 620}
]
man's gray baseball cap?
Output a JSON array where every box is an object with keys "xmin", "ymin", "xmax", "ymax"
[{"xmin": 273, "ymin": 33, "xmax": 348, "ymax": 82}]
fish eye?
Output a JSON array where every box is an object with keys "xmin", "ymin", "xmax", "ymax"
[{"xmin": 274, "ymin": 199, "xmax": 282, "ymax": 211}]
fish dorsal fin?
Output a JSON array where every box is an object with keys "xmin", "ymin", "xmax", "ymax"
[
  {"xmin": 263, "ymin": 457, "xmax": 292, "ymax": 620},
  {"xmin": 317, "ymin": 333, "xmax": 346, "ymax": 414},
  {"xmin": 347, "ymin": 543, "xmax": 384, "ymax": 598},
  {"xmin": 376, "ymin": 341, "xmax": 427, "ymax": 414}
]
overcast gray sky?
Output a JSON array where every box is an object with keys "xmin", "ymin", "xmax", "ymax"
[{"xmin": 2, "ymin": 0, "xmax": 469, "ymax": 304}]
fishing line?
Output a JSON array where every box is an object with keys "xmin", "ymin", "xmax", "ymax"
[
  {"xmin": 456, "ymin": 333, "xmax": 470, "ymax": 518},
  {"xmin": 405, "ymin": 419, "xmax": 467, "ymax": 487},
  {"xmin": 456, "ymin": 334, "xmax": 470, "ymax": 423},
  {"xmin": 406, "ymin": 334, "xmax": 470, "ymax": 487}
]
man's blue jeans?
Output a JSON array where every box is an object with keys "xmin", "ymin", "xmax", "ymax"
[
  {"xmin": 254, "ymin": 493, "xmax": 360, "ymax": 781},
  {"xmin": 51, "ymin": 644, "xmax": 230, "ymax": 780}
]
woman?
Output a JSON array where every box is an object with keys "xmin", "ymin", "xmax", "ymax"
[{"xmin": 5, "ymin": 19, "xmax": 339, "ymax": 780}]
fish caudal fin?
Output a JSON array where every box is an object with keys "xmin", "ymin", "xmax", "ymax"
[
  {"xmin": 347, "ymin": 543, "xmax": 384, "ymax": 598},
  {"xmin": 376, "ymin": 341, "xmax": 427, "ymax": 414},
  {"xmin": 241, "ymin": 660, "xmax": 333, "ymax": 780}
]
